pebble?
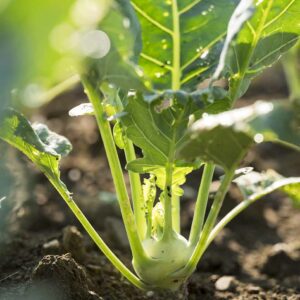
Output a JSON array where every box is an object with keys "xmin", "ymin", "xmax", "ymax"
[
  {"xmin": 248, "ymin": 285, "xmax": 261, "ymax": 294},
  {"xmin": 215, "ymin": 276, "xmax": 235, "ymax": 291},
  {"xmin": 42, "ymin": 239, "xmax": 61, "ymax": 254},
  {"xmin": 146, "ymin": 291, "xmax": 154, "ymax": 297}
]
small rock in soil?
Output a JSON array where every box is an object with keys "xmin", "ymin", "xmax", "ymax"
[
  {"xmin": 42, "ymin": 239, "xmax": 62, "ymax": 255},
  {"xmin": 247, "ymin": 285, "xmax": 261, "ymax": 294},
  {"xmin": 32, "ymin": 253, "xmax": 101, "ymax": 300},
  {"xmin": 215, "ymin": 276, "xmax": 236, "ymax": 291},
  {"xmin": 62, "ymin": 226, "xmax": 86, "ymax": 262}
]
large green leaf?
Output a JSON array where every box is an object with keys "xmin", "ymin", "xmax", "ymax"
[
  {"xmin": 121, "ymin": 88, "xmax": 230, "ymax": 171},
  {"xmin": 234, "ymin": 170, "xmax": 300, "ymax": 206},
  {"xmin": 0, "ymin": 108, "xmax": 72, "ymax": 186},
  {"xmin": 130, "ymin": 0, "xmax": 240, "ymax": 90},
  {"xmin": 249, "ymin": 101, "xmax": 300, "ymax": 151},
  {"xmin": 120, "ymin": 88, "xmax": 229, "ymax": 189},
  {"xmin": 227, "ymin": 0, "xmax": 300, "ymax": 98},
  {"xmin": 179, "ymin": 100, "xmax": 300, "ymax": 170},
  {"xmin": 178, "ymin": 101, "xmax": 274, "ymax": 170},
  {"xmin": 121, "ymin": 91, "xmax": 197, "ymax": 172},
  {"xmin": 212, "ymin": 0, "xmax": 254, "ymax": 81}
]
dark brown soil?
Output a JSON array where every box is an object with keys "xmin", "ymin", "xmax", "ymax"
[{"xmin": 0, "ymin": 68, "xmax": 300, "ymax": 300}]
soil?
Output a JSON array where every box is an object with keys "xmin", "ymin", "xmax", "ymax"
[{"xmin": 0, "ymin": 66, "xmax": 300, "ymax": 300}]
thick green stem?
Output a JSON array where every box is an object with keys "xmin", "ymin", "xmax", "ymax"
[
  {"xmin": 124, "ymin": 140, "xmax": 146, "ymax": 240},
  {"xmin": 162, "ymin": 164, "xmax": 174, "ymax": 240},
  {"xmin": 189, "ymin": 163, "xmax": 215, "ymax": 246},
  {"xmin": 146, "ymin": 200, "xmax": 153, "ymax": 239},
  {"xmin": 113, "ymin": 92, "xmax": 146, "ymax": 239},
  {"xmin": 82, "ymin": 77, "xmax": 146, "ymax": 261},
  {"xmin": 172, "ymin": 195, "xmax": 180, "ymax": 233},
  {"xmin": 177, "ymin": 168, "xmax": 235, "ymax": 277},
  {"xmin": 47, "ymin": 176, "xmax": 148, "ymax": 290}
]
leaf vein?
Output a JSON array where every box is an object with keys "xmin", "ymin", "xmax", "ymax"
[
  {"xmin": 140, "ymin": 53, "xmax": 173, "ymax": 71},
  {"xmin": 263, "ymin": 0, "xmax": 296, "ymax": 30},
  {"xmin": 250, "ymin": 36, "xmax": 299, "ymax": 69},
  {"xmin": 130, "ymin": 115, "xmax": 168, "ymax": 160},
  {"xmin": 130, "ymin": 1, "xmax": 173, "ymax": 36},
  {"xmin": 179, "ymin": 0, "xmax": 203, "ymax": 15},
  {"xmin": 181, "ymin": 32, "xmax": 226, "ymax": 71}
]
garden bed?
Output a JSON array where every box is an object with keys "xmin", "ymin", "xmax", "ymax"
[{"xmin": 0, "ymin": 71, "xmax": 300, "ymax": 299}]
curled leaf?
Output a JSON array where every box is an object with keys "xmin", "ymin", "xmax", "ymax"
[
  {"xmin": 33, "ymin": 123, "xmax": 72, "ymax": 157},
  {"xmin": 0, "ymin": 108, "xmax": 72, "ymax": 190}
]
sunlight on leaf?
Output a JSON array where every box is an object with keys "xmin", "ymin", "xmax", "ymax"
[{"xmin": 178, "ymin": 101, "xmax": 276, "ymax": 170}]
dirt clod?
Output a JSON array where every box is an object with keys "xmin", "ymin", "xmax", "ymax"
[{"xmin": 32, "ymin": 253, "xmax": 101, "ymax": 300}]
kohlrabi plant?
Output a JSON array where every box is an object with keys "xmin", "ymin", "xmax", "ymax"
[{"xmin": 1, "ymin": 0, "xmax": 300, "ymax": 291}]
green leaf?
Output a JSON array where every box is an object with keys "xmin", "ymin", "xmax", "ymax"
[
  {"xmin": 113, "ymin": 121, "xmax": 125, "ymax": 149},
  {"xmin": 178, "ymin": 100, "xmax": 300, "ymax": 170},
  {"xmin": 32, "ymin": 123, "xmax": 72, "ymax": 157},
  {"xmin": 120, "ymin": 88, "xmax": 227, "ymax": 192},
  {"xmin": 121, "ymin": 91, "xmax": 195, "ymax": 177},
  {"xmin": 0, "ymin": 108, "xmax": 72, "ymax": 186},
  {"xmin": 178, "ymin": 101, "xmax": 275, "ymax": 170},
  {"xmin": 121, "ymin": 88, "xmax": 229, "ymax": 171},
  {"xmin": 228, "ymin": 0, "xmax": 300, "ymax": 98},
  {"xmin": 151, "ymin": 166, "xmax": 194, "ymax": 196},
  {"xmin": 234, "ymin": 169, "xmax": 300, "ymax": 206},
  {"xmin": 130, "ymin": 0, "xmax": 240, "ymax": 90},
  {"xmin": 249, "ymin": 101, "xmax": 300, "ymax": 151},
  {"xmin": 212, "ymin": 0, "xmax": 254, "ymax": 81},
  {"xmin": 282, "ymin": 182, "xmax": 300, "ymax": 207},
  {"xmin": 282, "ymin": 40, "xmax": 300, "ymax": 103}
]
